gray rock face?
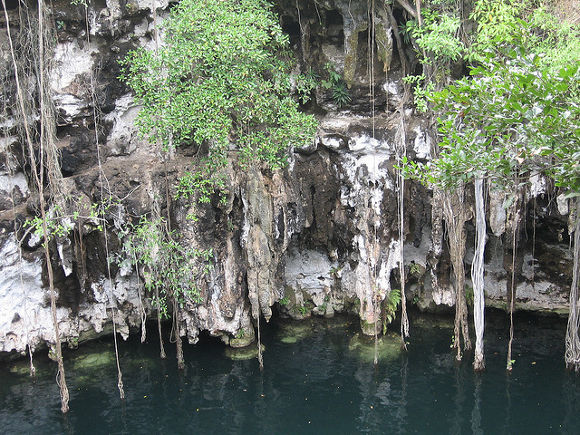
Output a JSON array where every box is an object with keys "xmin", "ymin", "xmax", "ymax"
[{"xmin": 0, "ymin": 0, "xmax": 574, "ymax": 358}]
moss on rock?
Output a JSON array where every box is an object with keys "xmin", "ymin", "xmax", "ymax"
[{"xmin": 224, "ymin": 343, "xmax": 266, "ymax": 361}]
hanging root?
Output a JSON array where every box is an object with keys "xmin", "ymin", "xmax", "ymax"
[
  {"xmin": 78, "ymin": 0, "xmax": 126, "ymax": 397},
  {"xmin": 173, "ymin": 299, "xmax": 185, "ymax": 370},
  {"xmin": 397, "ymin": 111, "xmax": 409, "ymax": 348},
  {"xmin": 257, "ymin": 312, "xmax": 264, "ymax": 371},
  {"xmin": 472, "ymin": 177, "xmax": 486, "ymax": 371},
  {"xmin": 28, "ymin": 344, "xmax": 36, "ymax": 377},
  {"xmin": 443, "ymin": 185, "xmax": 471, "ymax": 360},
  {"xmin": 506, "ymin": 194, "xmax": 520, "ymax": 372},
  {"xmin": 110, "ymin": 308, "xmax": 125, "ymax": 400},
  {"xmin": 565, "ymin": 198, "xmax": 580, "ymax": 371},
  {"xmin": 133, "ymin": 253, "xmax": 147, "ymax": 343},
  {"xmin": 373, "ymin": 290, "xmax": 379, "ymax": 367},
  {"xmin": 156, "ymin": 286, "xmax": 167, "ymax": 359},
  {"xmin": 3, "ymin": 0, "xmax": 70, "ymax": 412}
]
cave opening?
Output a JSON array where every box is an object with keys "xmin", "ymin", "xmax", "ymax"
[
  {"xmin": 280, "ymin": 14, "xmax": 301, "ymax": 50},
  {"xmin": 324, "ymin": 9, "xmax": 345, "ymax": 50}
]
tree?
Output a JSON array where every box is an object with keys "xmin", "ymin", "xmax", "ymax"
[
  {"xmin": 120, "ymin": 0, "xmax": 317, "ymax": 369},
  {"xmin": 401, "ymin": 0, "xmax": 579, "ymax": 371},
  {"xmin": 406, "ymin": 44, "xmax": 579, "ymax": 369},
  {"xmin": 120, "ymin": 0, "xmax": 317, "ymax": 201}
]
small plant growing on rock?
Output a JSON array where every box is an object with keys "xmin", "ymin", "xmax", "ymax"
[
  {"xmin": 409, "ymin": 262, "xmax": 423, "ymax": 277},
  {"xmin": 321, "ymin": 63, "xmax": 351, "ymax": 108},
  {"xmin": 296, "ymin": 67, "xmax": 318, "ymax": 104},
  {"xmin": 382, "ymin": 288, "xmax": 402, "ymax": 334},
  {"xmin": 298, "ymin": 305, "xmax": 310, "ymax": 316},
  {"xmin": 330, "ymin": 266, "xmax": 342, "ymax": 279}
]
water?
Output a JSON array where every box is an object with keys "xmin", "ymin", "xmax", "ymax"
[{"xmin": 1, "ymin": 311, "xmax": 579, "ymax": 434}]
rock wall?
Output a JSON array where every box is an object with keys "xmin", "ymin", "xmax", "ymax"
[{"xmin": 0, "ymin": 0, "xmax": 575, "ymax": 358}]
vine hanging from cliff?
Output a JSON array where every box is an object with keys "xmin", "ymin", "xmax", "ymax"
[
  {"xmin": 77, "ymin": 0, "xmax": 127, "ymax": 397},
  {"xmin": 566, "ymin": 199, "xmax": 580, "ymax": 371},
  {"xmin": 2, "ymin": 0, "xmax": 70, "ymax": 412},
  {"xmin": 471, "ymin": 176, "xmax": 486, "ymax": 371},
  {"xmin": 116, "ymin": 215, "xmax": 213, "ymax": 321}
]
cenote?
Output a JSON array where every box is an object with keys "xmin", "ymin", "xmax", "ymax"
[{"xmin": 2, "ymin": 311, "xmax": 579, "ymax": 434}]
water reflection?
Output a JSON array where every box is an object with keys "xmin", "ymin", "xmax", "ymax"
[
  {"xmin": 451, "ymin": 363, "xmax": 466, "ymax": 435},
  {"xmin": 562, "ymin": 375, "xmax": 579, "ymax": 432},
  {"xmin": 395, "ymin": 357, "xmax": 409, "ymax": 434},
  {"xmin": 505, "ymin": 372, "xmax": 513, "ymax": 432},
  {"xmin": 471, "ymin": 375, "xmax": 483, "ymax": 435}
]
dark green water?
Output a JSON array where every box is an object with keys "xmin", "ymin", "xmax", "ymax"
[{"xmin": 1, "ymin": 311, "xmax": 579, "ymax": 434}]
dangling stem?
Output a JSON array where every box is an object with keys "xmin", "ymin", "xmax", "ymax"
[
  {"xmin": 157, "ymin": 285, "xmax": 167, "ymax": 359},
  {"xmin": 82, "ymin": 1, "xmax": 125, "ymax": 398},
  {"xmin": 28, "ymin": 344, "xmax": 36, "ymax": 377},
  {"xmin": 398, "ymin": 113, "xmax": 409, "ymax": 348},
  {"xmin": 370, "ymin": 0, "xmax": 375, "ymax": 138},
  {"xmin": 368, "ymin": 0, "xmax": 380, "ymax": 367},
  {"xmin": 506, "ymin": 200, "xmax": 519, "ymax": 372},
  {"xmin": 373, "ymin": 286, "xmax": 378, "ymax": 366},
  {"xmin": 444, "ymin": 185, "xmax": 471, "ymax": 361},
  {"xmin": 174, "ymin": 298, "xmax": 185, "ymax": 370},
  {"xmin": 135, "ymin": 255, "xmax": 147, "ymax": 343},
  {"xmin": 152, "ymin": 0, "xmax": 166, "ymax": 361},
  {"xmin": 531, "ymin": 196, "xmax": 537, "ymax": 285},
  {"xmin": 472, "ymin": 176, "xmax": 486, "ymax": 371},
  {"xmin": 37, "ymin": 0, "xmax": 69, "ymax": 412},
  {"xmin": 109, "ymin": 307, "xmax": 125, "ymax": 399}
]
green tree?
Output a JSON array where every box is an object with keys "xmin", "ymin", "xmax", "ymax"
[
  {"xmin": 401, "ymin": 0, "xmax": 579, "ymax": 371},
  {"xmin": 404, "ymin": 44, "xmax": 579, "ymax": 370},
  {"xmin": 118, "ymin": 216, "xmax": 213, "ymax": 319},
  {"xmin": 120, "ymin": 0, "xmax": 317, "ymax": 201},
  {"xmin": 408, "ymin": 51, "xmax": 578, "ymax": 191}
]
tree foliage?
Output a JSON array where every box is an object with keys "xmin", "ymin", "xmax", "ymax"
[
  {"xmin": 405, "ymin": 8, "xmax": 464, "ymax": 64},
  {"xmin": 120, "ymin": 0, "xmax": 317, "ymax": 200},
  {"xmin": 405, "ymin": 50, "xmax": 579, "ymax": 192},
  {"xmin": 403, "ymin": 1, "xmax": 580, "ymax": 195}
]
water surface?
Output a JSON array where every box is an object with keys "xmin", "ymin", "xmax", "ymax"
[{"xmin": 1, "ymin": 311, "xmax": 579, "ymax": 434}]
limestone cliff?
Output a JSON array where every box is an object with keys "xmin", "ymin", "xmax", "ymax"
[{"xmin": 0, "ymin": 0, "xmax": 574, "ymax": 358}]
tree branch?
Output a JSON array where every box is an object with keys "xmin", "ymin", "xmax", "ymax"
[{"xmin": 394, "ymin": 0, "xmax": 417, "ymax": 18}]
